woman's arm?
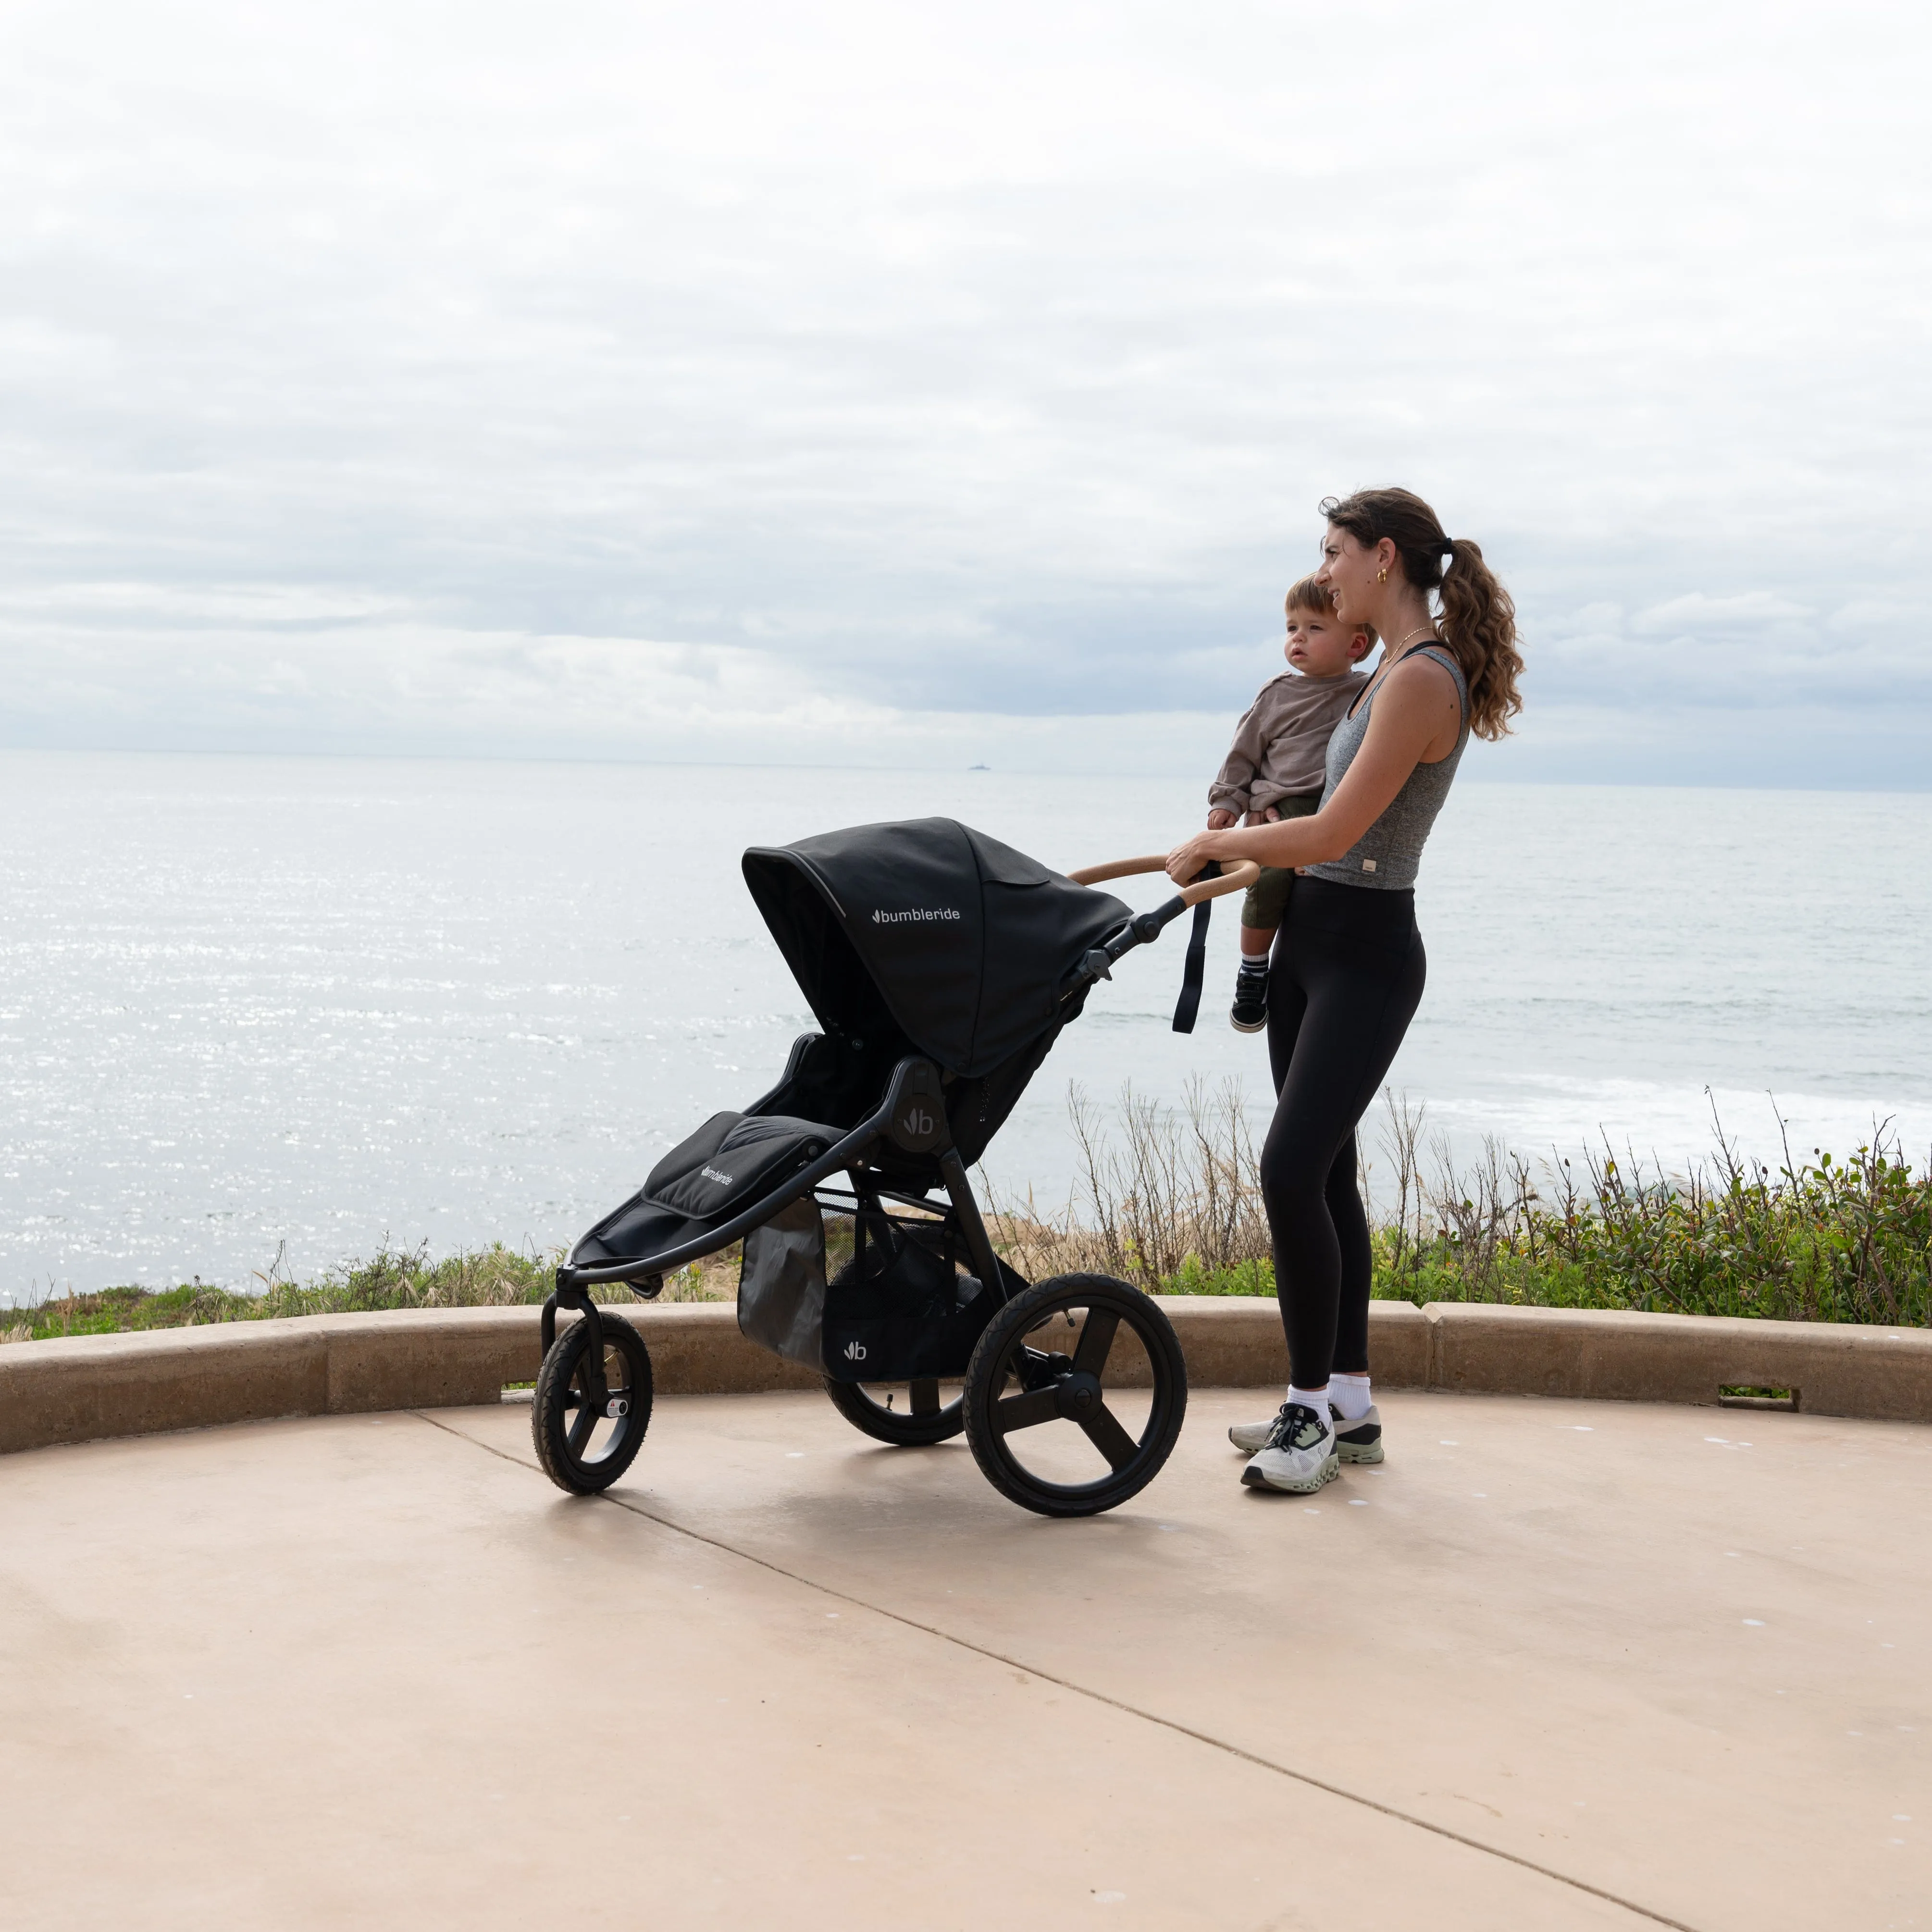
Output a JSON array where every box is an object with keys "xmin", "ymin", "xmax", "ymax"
[{"xmin": 1165, "ymin": 656, "xmax": 1461, "ymax": 885}]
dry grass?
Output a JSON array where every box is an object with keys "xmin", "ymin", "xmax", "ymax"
[
  {"xmin": 985, "ymin": 1081, "xmax": 1932, "ymax": 1325},
  {"xmin": 986, "ymin": 1077, "xmax": 1274, "ymax": 1293}
]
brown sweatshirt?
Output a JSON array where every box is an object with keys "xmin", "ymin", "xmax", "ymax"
[{"xmin": 1208, "ymin": 669, "xmax": 1370, "ymax": 816}]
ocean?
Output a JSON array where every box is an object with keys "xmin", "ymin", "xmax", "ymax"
[{"xmin": 3, "ymin": 750, "xmax": 1929, "ymax": 1299}]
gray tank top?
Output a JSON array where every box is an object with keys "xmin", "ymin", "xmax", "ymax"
[{"xmin": 1305, "ymin": 644, "xmax": 1469, "ymax": 891}]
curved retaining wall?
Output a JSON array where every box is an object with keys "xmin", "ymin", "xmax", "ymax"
[{"xmin": 2, "ymin": 1297, "xmax": 1928, "ymax": 1457}]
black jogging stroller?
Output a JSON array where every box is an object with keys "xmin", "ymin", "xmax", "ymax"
[{"xmin": 530, "ymin": 817, "xmax": 1256, "ymax": 1518}]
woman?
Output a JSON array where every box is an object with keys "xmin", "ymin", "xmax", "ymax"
[{"xmin": 1164, "ymin": 488, "xmax": 1523, "ymax": 1494}]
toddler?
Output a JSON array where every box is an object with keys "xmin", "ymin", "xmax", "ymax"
[{"xmin": 1207, "ymin": 576, "xmax": 1377, "ymax": 1030}]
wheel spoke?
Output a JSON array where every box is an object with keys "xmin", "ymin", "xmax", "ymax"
[
  {"xmin": 1071, "ymin": 1309, "xmax": 1120, "ymax": 1379},
  {"xmin": 566, "ymin": 1385, "xmax": 600, "ymax": 1455},
  {"xmin": 994, "ymin": 1387, "xmax": 1062, "ymax": 1435},
  {"xmin": 578, "ymin": 1344, "xmax": 608, "ymax": 1403},
  {"xmin": 1079, "ymin": 1402, "xmax": 1140, "ymax": 1473},
  {"xmin": 910, "ymin": 1378, "xmax": 940, "ymax": 1417}
]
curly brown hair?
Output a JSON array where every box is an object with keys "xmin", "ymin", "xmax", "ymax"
[{"xmin": 1319, "ymin": 488, "xmax": 1523, "ymax": 741}]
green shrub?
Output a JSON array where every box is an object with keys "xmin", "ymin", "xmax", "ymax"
[{"xmin": 1000, "ymin": 1084, "xmax": 1930, "ymax": 1325}]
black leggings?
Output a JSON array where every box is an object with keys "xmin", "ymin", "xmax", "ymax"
[{"xmin": 1263, "ymin": 878, "xmax": 1426, "ymax": 1387}]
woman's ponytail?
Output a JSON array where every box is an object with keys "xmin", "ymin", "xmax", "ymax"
[
  {"xmin": 1320, "ymin": 490, "xmax": 1524, "ymax": 742},
  {"xmin": 1436, "ymin": 536, "xmax": 1523, "ymax": 742}
]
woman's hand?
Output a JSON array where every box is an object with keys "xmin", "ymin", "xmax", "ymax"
[{"xmin": 1165, "ymin": 830, "xmax": 1226, "ymax": 886}]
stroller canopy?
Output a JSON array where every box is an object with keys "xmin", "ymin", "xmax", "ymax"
[{"xmin": 742, "ymin": 819, "xmax": 1131, "ymax": 1080}]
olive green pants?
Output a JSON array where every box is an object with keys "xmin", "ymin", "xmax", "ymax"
[{"xmin": 1239, "ymin": 791, "xmax": 1322, "ymax": 930}]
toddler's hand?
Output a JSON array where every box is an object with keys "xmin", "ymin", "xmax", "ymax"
[{"xmin": 1206, "ymin": 809, "xmax": 1236, "ymax": 831}]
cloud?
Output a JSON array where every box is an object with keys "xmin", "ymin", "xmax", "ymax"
[
  {"xmin": 1, "ymin": 0, "xmax": 1929, "ymax": 783},
  {"xmin": 1631, "ymin": 594, "xmax": 1814, "ymax": 636}
]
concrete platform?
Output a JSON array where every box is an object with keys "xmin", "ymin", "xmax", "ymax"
[{"xmin": 3, "ymin": 1389, "xmax": 1926, "ymax": 1931}]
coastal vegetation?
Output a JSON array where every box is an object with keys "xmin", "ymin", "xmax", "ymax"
[
  {"xmin": 6, "ymin": 1084, "xmax": 1927, "ymax": 1340},
  {"xmin": 995, "ymin": 1083, "xmax": 1932, "ymax": 1328},
  {"xmin": 0, "ymin": 1241, "xmax": 733, "ymax": 1343}
]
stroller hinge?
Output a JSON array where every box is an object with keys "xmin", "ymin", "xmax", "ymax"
[{"xmin": 883, "ymin": 1057, "xmax": 951, "ymax": 1156}]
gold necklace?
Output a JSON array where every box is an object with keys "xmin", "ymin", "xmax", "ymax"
[{"xmin": 1362, "ymin": 624, "xmax": 1442, "ymax": 706}]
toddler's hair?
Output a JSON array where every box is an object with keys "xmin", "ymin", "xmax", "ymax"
[{"xmin": 1285, "ymin": 573, "xmax": 1377, "ymax": 647}]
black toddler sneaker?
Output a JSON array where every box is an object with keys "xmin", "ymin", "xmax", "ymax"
[{"xmin": 1229, "ymin": 971, "xmax": 1268, "ymax": 1033}]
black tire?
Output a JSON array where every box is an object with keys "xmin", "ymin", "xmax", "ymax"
[
  {"xmin": 823, "ymin": 1376, "xmax": 965, "ymax": 1446},
  {"xmin": 532, "ymin": 1311, "xmax": 654, "ymax": 1495},
  {"xmin": 961, "ymin": 1273, "xmax": 1187, "ymax": 1518}
]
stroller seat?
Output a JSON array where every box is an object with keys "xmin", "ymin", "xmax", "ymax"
[{"xmin": 572, "ymin": 1109, "xmax": 839, "ymax": 1268}]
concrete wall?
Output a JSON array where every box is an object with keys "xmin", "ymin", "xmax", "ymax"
[{"xmin": 2, "ymin": 1297, "xmax": 1927, "ymax": 1456}]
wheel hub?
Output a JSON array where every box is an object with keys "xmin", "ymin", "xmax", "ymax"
[{"xmin": 1055, "ymin": 1370, "xmax": 1102, "ymax": 1419}]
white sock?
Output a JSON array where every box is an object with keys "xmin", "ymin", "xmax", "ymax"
[
  {"xmin": 1287, "ymin": 1384, "xmax": 1331, "ymax": 1428},
  {"xmin": 1329, "ymin": 1373, "xmax": 1372, "ymax": 1422}
]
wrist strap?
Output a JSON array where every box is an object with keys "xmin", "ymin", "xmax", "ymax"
[{"xmin": 1172, "ymin": 895, "xmax": 1214, "ymax": 1033}]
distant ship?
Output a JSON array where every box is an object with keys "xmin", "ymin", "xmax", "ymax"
[{"xmin": 968, "ymin": 763, "xmax": 991, "ymax": 771}]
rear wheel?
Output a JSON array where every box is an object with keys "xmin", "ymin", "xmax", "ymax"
[
  {"xmin": 962, "ymin": 1274, "xmax": 1186, "ymax": 1517},
  {"xmin": 824, "ymin": 1376, "xmax": 965, "ymax": 1446},
  {"xmin": 532, "ymin": 1312, "xmax": 653, "ymax": 1494}
]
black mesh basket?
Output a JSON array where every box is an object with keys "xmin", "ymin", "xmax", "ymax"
[{"xmin": 739, "ymin": 1201, "xmax": 996, "ymax": 1381}]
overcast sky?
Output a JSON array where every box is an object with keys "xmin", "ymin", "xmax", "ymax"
[{"xmin": 2, "ymin": 0, "xmax": 1927, "ymax": 785}]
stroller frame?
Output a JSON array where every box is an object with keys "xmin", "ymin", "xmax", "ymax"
[{"xmin": 530, "ymin": 836, "xmax": 1255, "ymax": 1518}]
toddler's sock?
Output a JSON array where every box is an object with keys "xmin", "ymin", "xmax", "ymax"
[
  {"xmin": 1236, "ymin": 954, "xmax": 1269, "ymax": 987},
  {"xmin": 1328, "ymin": 1372, "xmax": 1372, "ymax": 1421}
]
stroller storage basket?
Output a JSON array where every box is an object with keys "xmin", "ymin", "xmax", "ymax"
[{"xmin": 740, "ymin": 1199, "xmax": 997, "ymax": 1381}]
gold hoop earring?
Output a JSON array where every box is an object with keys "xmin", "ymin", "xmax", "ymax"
[{"xmin": 1376, "ymin": 568, "xmax": 1388, "ymax": 585}]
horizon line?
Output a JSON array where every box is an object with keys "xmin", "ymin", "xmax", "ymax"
[{"xmin": 0, "ymin": 742, "xmax": 1926, "ymax": 798}]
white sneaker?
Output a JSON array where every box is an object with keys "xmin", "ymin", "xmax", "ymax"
[
  {"xmin": 1229, "ymin": 1401, "xmax": 1384, "ymax": 1463},
  {"xmin": 1240, "ymin": 1402, "xmax": 1339, "ymax": 1494},
  {"xmin": 1331, "ymin": 1402, "xmax": 1384, "ymax": 1464},
  {"xmin": 1228, "ymin": 1411, "xmax": 1281, "ymax": 1454}
]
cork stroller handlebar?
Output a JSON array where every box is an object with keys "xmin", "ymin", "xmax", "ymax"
[{"xmin": 1067, "ymin": 855, "xmax": 1261, "ymax": 906}]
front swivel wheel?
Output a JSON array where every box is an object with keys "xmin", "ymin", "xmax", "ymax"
[
  {"xmin": 961, "ymin": 1273, "xmax": 1186, "ymax": 1517},
  {"xmin": 533, "ymin": 1310, "xmax": 654, "ymax": 1494}
]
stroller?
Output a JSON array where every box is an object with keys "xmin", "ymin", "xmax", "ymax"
[{"xmin": 530, "ymin": 817, "xmax": 1255, "ymax": 1519}]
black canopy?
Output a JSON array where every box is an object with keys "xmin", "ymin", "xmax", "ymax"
[{"xmin": 742, "ymin": 819, "xmax": 1131, "ymax": 1080}]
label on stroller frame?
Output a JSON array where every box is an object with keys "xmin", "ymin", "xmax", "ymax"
[{"xmin": 871, "ymin": 906, "xmax": 962, "ymax": 924}]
